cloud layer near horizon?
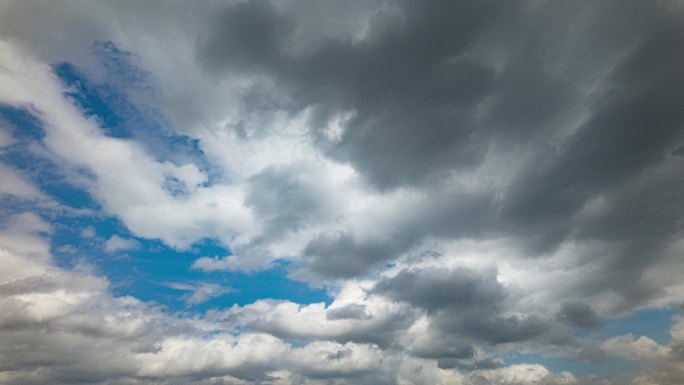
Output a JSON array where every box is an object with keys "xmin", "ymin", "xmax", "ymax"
[{"xmin": 1, "ymin": 0, "xmax": 684, "ymax": 384}]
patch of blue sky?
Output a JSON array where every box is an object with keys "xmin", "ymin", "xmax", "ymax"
[
  {"xmin": 91, "ymin": 41, "xmax": 152, "ymax": 91},
  {"xmin": 602, "ymin": 307, "xmax": 677, "ymax": 344},
  {"xmin": 48, "ymin": 214, "xmax": 330, "ymax": 311},
  {"xmin": 569, "ymin": 307, "xmax": 676, "ymax": 345},
  {"xmin": 504, "ymin": 307, "xmax": 680, "ymax": 378},
  {"xmin": 0, "ymin": 104, "xmax": 45, "ymax": 140},
  {"xmin": 52, "ymin": 41, "xmax": 214, "ymax": 182},
  {"xmin": 53, "ymin": 62, "xmax": 128, "ymax": 137},
  {"xmin": 103, "ymin": 242, "xmax": 332, "ymax": 312},
  {"xmin": 49, "ymin": 215, "xmax": 122, "ymax": 266},
  {"xmin": 504, "ymin": 351, "xmax": 634, "ymax": 379},
  {"xmin": 3, "ymin": 42, "xmax": 331, "ymax": 314},
  {"xmin": 0, "ymin": 105, "xmax": 100, "ymax": 211}
]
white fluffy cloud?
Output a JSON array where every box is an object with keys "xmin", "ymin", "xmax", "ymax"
[
  {"xmin": 0, "ymin": 40, "xmax": 259, "ymax": 250},
  {"xmin": 0, "ymin": 209, "xmax": 583, "ymax": 384},
  {"xmin": 465, "ymin": 364, "xmax": 577, "ymax": 385},
  {"xmin": 601, "ymin": 317, "xmax": 684, "ymax": 385}
]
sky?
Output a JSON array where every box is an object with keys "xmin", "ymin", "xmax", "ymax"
[{"xmin": 0, "ymin": 0, "xmax": 683, "ymax": 384}]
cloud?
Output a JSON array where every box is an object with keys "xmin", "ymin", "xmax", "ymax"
[
  {"xmin": 104, "ymin": 235, "xmax": 140, "ymax": 252},
  {"xmin": 0, "ymin": 119, "xmax": 14, "ymax": 148},
  {"xmin": 372, "ymin": 266, "xmax": 506, "ymax": 313},
  {"xmin": 465, "ymin": 364, "xmax": 577, "ymax": 385},
  {"xmin": 326, "ymin": 303, "xmax": 371, "ymax": 321},
  {"xmin": 208, "ymin": 284, "xmax": 418, "ymax": 348},
  {"xmin": 556, "ymin": 302, "xmax": 602, "ymax": 329},
  {"xmin": 1, "ymin": 0, "xmax": 682, "ymax": 312},
  {"xmin": 601, "ymin": 316, "xmax": 684, "ymax": 384},
  {"xmin": 0, "ymin": 39, "xmax": 258, "ymax": 250},
  {"xmin": 81, "ymin": 226, "xmax": 96, "ymax": 238},
  {"xmin": 0, "ymin": 0, "xmax": 684, "ymax": 383},
  {"xmin": 0, "ymin": 212, "xmax": 390, "ymax": 384},
  {"xmin": 304, "ymin": 230, "xmax": 411, "ymax": 278},
  {"xmin": 0, "ymin": 163, "xmax": 45, "ymax": 200},
  {"xmin": 165, "ymin": 282, "xmax": 235, "ymax": 306},
  {"xmin": 0, "ymin": 212, "xmax": 52, "ymax": 259}
]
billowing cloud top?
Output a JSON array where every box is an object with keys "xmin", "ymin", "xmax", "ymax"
[{"xmin": 1, "ymin": 0, "xmax": 684, "ymax": 384}]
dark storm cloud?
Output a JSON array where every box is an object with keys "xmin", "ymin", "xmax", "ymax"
[
  {"xmin": 197, "ymin": 0, "xmax": 508, "ymax": 190},
  {"xmin": 456, "ymin": 314, "xmax": 562, "ymax": 345},
  {"xmin": 303, "ymin": 231, "xmax": 411, "ymax": 278},
  {"xmin": 412, "ymin": 342, "xmax": 475, "ymax": 361},
  {"xmin": 198, "ymin": 0, "xmax": 684, "ymax": 271},
  {"xmin": 495, "ymin": 4, "xmax": 684, "ymax": 253},
  {"xmin": 336, "ymin": 308, "xmax": 418, "ymax": 347},
  {"xmin": 556, "ymin": 302, "xmax": 601, "ymax": 329},
  {"xmin": 372, "ymin": 267, "xmax": 505, "ymax": 313},
  {"xmin": 197, "ymin": 0, "xmax": 285, "ymax": 75},
  {"xmin": 500, "ymin": 12, "xmax": 684, "ymax": 227},
  {"xmin": 196, "ymin": 1, "xmax": 684, "ymax": 314},
  {"xmin": 573, "ymin": 346, "xmax": 606, "ymax": 363}
]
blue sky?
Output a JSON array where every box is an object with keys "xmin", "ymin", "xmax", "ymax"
[
  {"xmin": 3, "ymin": 52, "xmax": 331, "ymax": 312},
  {"xmin": 1, "ymin": 1, "xmax": 684, "ymax": 385}
]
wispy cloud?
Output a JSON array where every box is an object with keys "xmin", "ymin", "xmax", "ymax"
[
  {"xmin": 165, "ymin": 281, "xmax": 236, "ymax": 306},
  {"xmin": 104, "ymin": 235, "xmax": 140, "ymax": 252}
]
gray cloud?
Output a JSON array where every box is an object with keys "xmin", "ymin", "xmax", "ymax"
[
  {"xmin": 197, "ymin": 0, "xmax": 504, "ymax": 190},
  {"xmin": 246, "ymin": 163, "xmax": 333, "ymax": 241},
  {"xmin": 192, "ymin": 0, "xmax": 684, "ymax": 301},
  {"xmin": 304, "ymin": 231, "xmax": 411, "ymax": 278},
  {"xmin": 327, "ymin": 304, "xmax": 371, "ymax": 320},
  {"xmin": 2, "ymin": 0, "xmax": 684, "ymax": 384},
  {"xmin": 556, "ymin": 302, "xmax": 601, "ymax": 329},
  {"xmin": 300, "ymin": 186, "xmax": 494, "ymax": 279},
  {"xmin": 373, "ymin": 267, "xmax": 506, "ymax": 313},
  {"xmin": 454, "ymin": 313, "xmax": 562, "ymax": 346},
  {"xmin": 370, "ymin": 264, "xmax": 582, "ymax": 363}
]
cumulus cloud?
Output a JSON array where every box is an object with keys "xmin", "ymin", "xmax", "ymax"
[
  {"xmin": 0, "ymin": 212, "xmax": 382, "ymax": 384},
  {"xmin": 465, "ymin": 364, "xmax": 577, "ymax": 385},
  {"xmin": 1, "ymin": 0, "xmax": 684, "ymax": 383},
  {"xmin": 207, "ymin": 283, "xmax": 418, "ymax": 348},
  {"xmin": 0, "ymin": 210, "xmax": 585, "ymax": 385},
  {"xmin": 602, "ymin": 316, "xmax": 684, "ymax": 384}
]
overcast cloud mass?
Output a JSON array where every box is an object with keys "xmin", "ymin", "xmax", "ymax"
[{"xmin": 1, "ymin": 0, "xmax": 684, "ymax": 384}]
